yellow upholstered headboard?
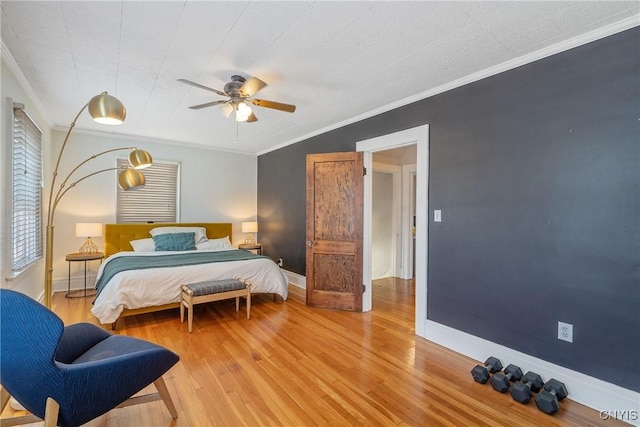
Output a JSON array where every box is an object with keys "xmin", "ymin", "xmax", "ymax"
[{"xmin": 104, "ymin": 222, "xmax": 233, "ymax": 258}]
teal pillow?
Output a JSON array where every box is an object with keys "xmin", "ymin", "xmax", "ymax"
[{"xmin": 152, "ymin": 232, "xmax": 196, "ymax": 251}]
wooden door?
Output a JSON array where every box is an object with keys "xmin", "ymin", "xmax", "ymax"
[{"xmin": 306, "ymin": 152, "xmax": 364, "ymax": 311}]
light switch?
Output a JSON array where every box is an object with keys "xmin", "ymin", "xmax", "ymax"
[{"xmin": 434, "ymin": 210, "xmax": 441, "ymax": 222}]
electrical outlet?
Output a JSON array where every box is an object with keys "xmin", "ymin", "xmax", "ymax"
[
  {"xmin": 276, "ymin": 258, "xmax": 283, "ymax": 267},
  {"xmin": 434, "ymin": 210, "xmax": 442, "ymax": 222},
  {"xmin": 558, "ymin": 321, "xmax": 573, "ymax": 343}
]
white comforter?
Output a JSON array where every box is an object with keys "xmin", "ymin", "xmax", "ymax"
[{"xmin": 91, "ymin": 249, "xmax": 288, "ymax": 324}]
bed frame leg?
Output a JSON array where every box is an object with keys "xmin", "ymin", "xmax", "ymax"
[
  {"xmin": 273, "ymin": 293, "xmax": 283, "ymax": 303},
  {"xmin": 111, "ymin": 319, "xmax": 118, "ymax": 330}
]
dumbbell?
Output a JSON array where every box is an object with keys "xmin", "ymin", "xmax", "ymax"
[
  {"xmin": 535, "ymin": 378, "xmax": 568, "ymax": 415},
  {"xmin": 490, "ymin": 364, "xmax": 523, "ymax": 393},
  {"xmin": 510, "ymin": 371, "xmax": 544, "ymax": 404},
  {"xmin": 471, "ymin": 356, "xmax": 503, "ymax": 384}
]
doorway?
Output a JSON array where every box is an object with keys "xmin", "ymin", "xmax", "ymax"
[
  {"xmin": 372, "ymin": 147, "xmax": 417, "ymax": 281},
  {"xmin": 357, "ymin": 125, "xmax": 429, "ymax": 338}
]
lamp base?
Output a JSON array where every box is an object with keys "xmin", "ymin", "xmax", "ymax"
[
  {"xmin": 244, "ymin": 233, "xmax": 256, "ymax": 245},
  {"xmin": 79, "ymin": 237, "xmax": 99, "ymax": 254}
]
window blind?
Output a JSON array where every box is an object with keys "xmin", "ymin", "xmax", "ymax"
[
  {"xmin": 116, "ymin": 158, "xmax": 179, "ymax": 223},
  {"xmin": 12, "ymin": 105, "xmax": 43, "ymax": 272}
]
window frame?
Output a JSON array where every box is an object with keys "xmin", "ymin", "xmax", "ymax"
[{"xmin": 11, "ymin": 102, "xmax": 43, "ymax": 274}]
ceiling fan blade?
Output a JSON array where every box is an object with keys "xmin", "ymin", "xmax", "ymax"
[
  {"xmin": 250, "ymin": 98, "xmax": 296, "ymax": 113},
  {"xmin": 220, "ymin": 103, "xmax": 234, "ymax": 118},
  {"xmin": 239, "ymin": 77, "xmax": 267, "ymax": 97},
  {"xmin": 177, "ymin": 79, "xmax": 226, "ymax": 97},
  {"xmin": 247, "ymin": 112, "xmax": 258, "ymax": 123},
  {"xmin": 188, "ymin": 100, "xmax": 228, "ymax": 110}
]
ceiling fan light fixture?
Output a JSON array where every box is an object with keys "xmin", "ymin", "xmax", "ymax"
[
  {"xmin": 178, "ymin": 75, "xmax": 296, "ymax": 125},
  {"xmin": 235, "ymin": 102, "xmax": 252, "ymax": 122}
]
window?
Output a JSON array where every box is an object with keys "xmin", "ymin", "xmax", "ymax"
[
  {"xmin": 116, "ymin": 158, "xmax": 179, "ymax": 223},
  {"xmin": 12, "ymin": 104, "xmax": 43, "ymax": 272}
]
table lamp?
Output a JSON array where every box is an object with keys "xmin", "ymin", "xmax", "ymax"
[
  {"xmin": 76, "ymin": 223, "xmax": 103, "ymax": 254},
  {"xmin": 241, "ymin": 221, "xmax": 258, "ymax": 244}
]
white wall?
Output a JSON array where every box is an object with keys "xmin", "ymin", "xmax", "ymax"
[
  {"xmin": 1, "ymin": 52, "xmax": 258, "ymax": 299},
  {"xmin": 49, "ymin": 131, "xmax": 257, "ymax": 293},
  {"xmin": 371, "ymin": 171, "xmax": 393, "ymax": 279}
]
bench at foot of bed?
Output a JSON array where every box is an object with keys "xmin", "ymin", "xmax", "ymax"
[
  {"xmin": 108, "ymin": 290, "xmax": 285, "ymax": 330},
  {"xmin": 180, "ymin": 278, "xmax": 252, "ymax": 333}
]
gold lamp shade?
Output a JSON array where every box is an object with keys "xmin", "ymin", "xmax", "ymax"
[
  {"xmin": 118, "ymin": 168, "xmax": 146, "ymax": 190},
  {"xmin": 129, "ymin": 149, "xmax": 152, "ymax": 169},
  {"xmin": 88, "ymin": 92, "xmax": 126, "ymax": 125}
]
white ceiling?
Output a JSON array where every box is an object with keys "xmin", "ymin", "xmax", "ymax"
[{"xmin": 2, "ymin": 1, "xmax": 638, "ymax": 155}]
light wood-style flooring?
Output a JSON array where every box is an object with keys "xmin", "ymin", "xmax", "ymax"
[{"xmin": 14, "ymin": 278, "xmax": 624, "ymax": 426}]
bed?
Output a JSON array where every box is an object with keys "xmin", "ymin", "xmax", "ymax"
[{"xmin": 91, "ymin": 222, "xmax": 288, "ymax": 325}]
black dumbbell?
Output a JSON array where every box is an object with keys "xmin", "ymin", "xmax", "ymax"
[
  {"xmin": 510, "ymin": 371, "xmax": 544, "ymax": 404},
  {"xmin": 535, "ymin": 378, "xmax": 568, "ymax": 415},
  {"xmin": 490, "ymin": 364, "xmax": 523, "ymax": 393},
  {"xmin": 471, "ymin": 356, "xmax": 503, "ymax": 384}
]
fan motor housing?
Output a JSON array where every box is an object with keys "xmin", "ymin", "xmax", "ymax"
[{"xmin": 224, "ymin": 75, "xmax": 246, "ymax": 97}]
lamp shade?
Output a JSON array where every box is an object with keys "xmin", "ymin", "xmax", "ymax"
[
  {"xmin": 75, "ymin": 223, "xmax": 102, "ymax": 238},
  {"xmin": 129, "ymin": 149, "xmax": 153, "ymax": 169},
  {"xmin": 241, "ymin": 222, "xmax": 258, "ymax": 233},
  {"xmin": 88, "ymin": 93, "xmax": 126, "ymax": 125},
  {"xmin": 118, "ymin": 168, "xmax": 146, "ymax": 190}
]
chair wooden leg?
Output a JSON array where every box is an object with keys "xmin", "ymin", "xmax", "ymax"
[
  {"xmin": 0, "ymin": 387, "xmax": 10, "ymax": 413},
  {"xmin": 153, "ymin": 377, "xmax": 178, "ymax": 419},
  {"xmin": 0, "ymin": 388, "xmax": 51, "ymax": 427},
  {"xmin": 42, "ymin": 397, "xmax": 59, "ymax": 427}
]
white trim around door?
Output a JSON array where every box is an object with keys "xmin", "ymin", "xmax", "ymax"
[{"xmin": 356, "ymin": 125, "xmax": 429, "ymax": 338}]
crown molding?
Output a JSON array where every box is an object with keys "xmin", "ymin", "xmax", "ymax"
[{"xmin": 1, "ymin": 41, "xmax": 52, "ymax": 127}]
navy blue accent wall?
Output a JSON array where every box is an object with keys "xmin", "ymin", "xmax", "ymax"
[{"xmin": 257, "ymin": 28, "xmax": 639, "ymax": 391}]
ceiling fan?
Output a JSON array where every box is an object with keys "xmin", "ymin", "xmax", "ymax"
[{"xmin": 177, "ymin": 75, "xmax": 296, "ymax": 123}]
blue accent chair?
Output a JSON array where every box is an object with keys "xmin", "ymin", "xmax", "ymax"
[{"xmin": 0, "ymin": 289, "xmax": 180, "ymax": 427}]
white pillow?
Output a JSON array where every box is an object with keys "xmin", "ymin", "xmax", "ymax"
[
  {"xmin": 149, "ymin": 226, "xmax": 208, "ymax": 244},
  {"xmin": 196, "ymin": 236, "xmax": 232, "ymax": 251},
  {"xmin": 130, "ymin": 238, "xmax": 156, "ymax": 252}
]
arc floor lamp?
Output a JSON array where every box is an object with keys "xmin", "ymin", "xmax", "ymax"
[{"xmin": 44, "ymin": 92, "xmax": 152, "ymax": 308}]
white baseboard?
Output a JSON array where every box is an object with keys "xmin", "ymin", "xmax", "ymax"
[
  {"xmin": 52, "ymin": 276, "xmax": 97, "ymax": 294},
  {"xmin": 424, "ymin": 320, "xmax": 640, "ymax": 426},
  {"xmin": 283, "ymin": 269, "xmax": 306, "ymax": 289}
]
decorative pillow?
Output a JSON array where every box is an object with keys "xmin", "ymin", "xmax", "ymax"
[
  {"xmin": 130, "ymin": 238, "xmax": 156, "ymax": 252},
  {"xmin": 149, "ymin": 226, "xmax": 208, "ymax": 244},
  {"xmin": 152, "ymin": 232, "xmax": 197, "ymax": 251},
  {"xmin": 196, "ymin": 236, "xmax": 232, "ymax": 251}
]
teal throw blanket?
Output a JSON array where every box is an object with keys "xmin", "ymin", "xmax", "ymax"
[{"xmin": 95, "ymin": 250, "xmax": 267, "ymax": 298}]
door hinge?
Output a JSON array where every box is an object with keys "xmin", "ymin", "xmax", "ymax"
[
  {"xmin": 363, "ymin": 284, "xmax": 366, "ymax": 293},
  {"xmin": 363, "ymin": 166, "xmax": 367, "ymax": 176}
]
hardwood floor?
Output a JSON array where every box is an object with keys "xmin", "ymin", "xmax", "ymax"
[{"xmin": 13, "ymin": 278, "xmax": 624, "ymax": 426}]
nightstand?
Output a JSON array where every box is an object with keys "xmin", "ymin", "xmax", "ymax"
[
  {"xmin": 238, "ymin": 243, "xmax": 263, "ymax": 255},
  {"xmin": 65, "ymin": 252, "xmax": 104, "ymax": 298}
]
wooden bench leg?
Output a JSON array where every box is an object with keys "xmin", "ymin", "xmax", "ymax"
[
  {"xmin": 235, "ymin": 296, "xmax": 240, "ymax": 313},
  {"xmin": 246, "ymin": 286, "xmax": 251, "ymax": 320},
  {"xmin": 187, "ymin": 293, "xmax": 194, "ymax": 333}
]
